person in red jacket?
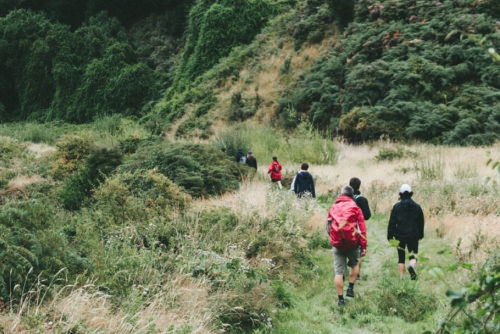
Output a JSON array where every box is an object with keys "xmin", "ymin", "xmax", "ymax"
[
  {"xmin": 326, "ymin": 185, "xmax": 367, "ymax": 306},
  {"xmin": 267, "ymin": 156, "xmax": 282, "ymax": 189}
]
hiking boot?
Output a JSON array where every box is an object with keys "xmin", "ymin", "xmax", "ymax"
[
  {"xmin": 346, "ymin": 287, "xmax": 354, "ymax": 298},
  {"xmin": 408, "ymin": 266, "xmax": 418, "ymax": 280},
  {"xmin": 338, "ymin": 299, "xmax": 345, "ymax": 307}
]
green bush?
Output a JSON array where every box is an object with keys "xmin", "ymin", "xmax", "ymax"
[
  {"xmin": 122, "ymin": 142, "xmax": 240, "ymax": 198},
  {"xmin": 60, "ymin": 146, "xmax": 122, "ymax": 210},
  {"xmin": 0, "ymin": 199, "xmax": 88, "ymax": 301},
  {"xmin": 374, "ymin": 277, "xmax": 437, "ymax": 322}
]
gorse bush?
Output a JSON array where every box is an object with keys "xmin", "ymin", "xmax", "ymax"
[
  {"xmin": 0, "ymin": 199, "xmax": 88, "ymax": 302},
  {"xmin": 123, "ymin": 142, "xmax": 240, "ymax": 198},
  {"xmin": 60, "ymin": 146, "xmax": 122, "ymax": 210},
  {"xmin": 281, "ymin": 0, "xmax": 500, "ymax": 145}
]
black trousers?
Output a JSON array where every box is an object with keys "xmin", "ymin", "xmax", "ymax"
[{"xmin": 397, "ymin": 238, "xmax": 419, "ymax": 264}]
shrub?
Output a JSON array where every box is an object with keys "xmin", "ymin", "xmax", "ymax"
[
  {"xmin": 373, "ymin": 277, "xmax": 437, "ymax": 322},
  {"xmin": 123, "ymin": 142, "xmax": 240, "ymax": 198},
  {"xmin": 0, "ymin": 199, "xmax": 88, "ymax": 302},
  {"xmin": 60, "ymin": 146, "xmax": 122, "ymax": 210}
]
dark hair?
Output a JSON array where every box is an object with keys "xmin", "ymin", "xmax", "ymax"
[
  {"xmin": 272, "ymin": 156, "xmax": 277, "ymax": 161},
  {"xmin": 349, "ymin": 177, "xmax": 361, "ymax": 191},
  {"xmin": 301, "ymin": 162, "xmax": 309, "ymax": 170}
]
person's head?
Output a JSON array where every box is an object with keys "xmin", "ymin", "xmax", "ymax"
[
  {"xmin": 341, "ymin": 185, "xmax": 354, "ymax": 198},
  {"xmin": 272, "ymin": 156, "xmax": 278, "ymax": 161},
  {"xmin": 248, "ymin": 151, "xmax": 253, "ymax": 156},
  {"xmin": 301, "ymin": 162, "xmax": 309, "ymax": 170},
  {"xmin": 238, "ymin": 148, "xmax": 243, "ymax": 153},
  {"xmin": 349, "ymin": 177, "xmax": 361, "ymax": 191},
  {"xmin": 399, "ymin": 183, "xmax": 413, "ymax": 199}
]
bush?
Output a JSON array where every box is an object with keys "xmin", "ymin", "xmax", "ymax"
[
  {"xmin": 374, "ymin": 277, "xmax": 437, "ymax": 322},
  {"xmin": 122, "ymin": 142, "xmax": 240, "ymax": 198},
  {"xmin": 60, "ymin": 146, "xmax": 122, "ymax": 210}
]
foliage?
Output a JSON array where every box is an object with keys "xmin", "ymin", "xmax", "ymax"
[
  {"xmin": 122, "ymin": 142, "xmax": 240, "ymax": 198},
  {"xmin": 173, "ymin": 0, "xmax": 276, "ymax": 89},
  {"xmin": 431, "ymin": 253, "xmax": 499, "ymax": 334},
  {"xmin": 0, "ymin": 199, "xmax": 88, "ymax": 302},
  {"xmin": 281, "ymin": 0, "xmax": 500, "ymax": 145},
  {"xmin": 60, "ymin": 146, "xmax": 122, "ymax": 210},
  {"xmin": 0, "ymin": 10, "xmax": 159, "ymax": 123}
]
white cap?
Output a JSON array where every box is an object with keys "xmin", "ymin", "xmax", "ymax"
[{"xmin": 400, "ymin": 184, "xmax": 412, "ymax": 193}]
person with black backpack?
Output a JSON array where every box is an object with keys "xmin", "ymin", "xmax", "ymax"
[
  {"xmin": 291, "ymin": 163, "xmax": 315, "ymax": 198},
  {"xmin": 388, "ymin": 184, "xmax": 424, "ymax": 280},
  {"xmin": 326, "ymin": 185, "xmax": 367, "ymax": 306},
  {"xmin": 349, "ymin": 177, "xmax": 371, "ymax": 280}
]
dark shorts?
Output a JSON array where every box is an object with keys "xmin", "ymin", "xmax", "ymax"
[
  {"xmin": 397, "ymin": 238, "xmax": 419, "ymax": 263},
  {"xmin": 271, "ymin": 179, "xmax": 281, "ymax": 183},
  {"xmin": 332, "ymin": 247, "xmax": 360, "ymax": 275}
]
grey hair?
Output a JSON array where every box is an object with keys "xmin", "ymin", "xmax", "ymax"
[{"xmin": 341, "ymin": 185, "xmax": 354, "ymax": 197}]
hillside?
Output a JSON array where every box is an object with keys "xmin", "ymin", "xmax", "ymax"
[{"xmin": 1, "ymin": 0, "xmax": 499, "ymax": 144}]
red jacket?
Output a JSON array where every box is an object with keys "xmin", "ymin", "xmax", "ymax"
[
  {"xmin": 327, "ymin": 195, "xmax": 367, "ymax": 251},
  {"xmin": 267, "ymin": 161, "xmax": 282, "ymax": 181}
]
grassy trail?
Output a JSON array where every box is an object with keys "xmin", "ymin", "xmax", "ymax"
[{"xmin": 271, "ymin": 212, "xmax": 457, "ymax": 334}]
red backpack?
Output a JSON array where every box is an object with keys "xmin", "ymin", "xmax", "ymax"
[{"xmin": 328, "ymin": 196, "xmax": 362, "ymax": 251}]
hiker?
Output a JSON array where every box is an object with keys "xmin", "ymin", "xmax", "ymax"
[
  {"xmin": 267, "ymin": 156, "xmax": 282, "ymax": 189},
  {"xmin": 326, "ymin": 185, "xmax": 367, "ymax": 306},
  {"xmin": 245, "ymin": 151, "xmax": 257, "ymax": 169},
  {"xmin": 387, "ymin": 184, "xmax": 424, "ymax": 280},
  {"xmin": 236, "ymin": 148, "xmax": 245, "ymax": 163},
  {"xmin": 349, "ymin": 177, "xmax": 371, "ymax": 280},
  {"xmin": 291, "ymin": 163, "xmax": 315, "ymax": 198}
]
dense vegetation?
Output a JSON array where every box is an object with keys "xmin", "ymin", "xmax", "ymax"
[{"xmin": 281, "ymin": 0, "xmax": 500, "ymax": 145}]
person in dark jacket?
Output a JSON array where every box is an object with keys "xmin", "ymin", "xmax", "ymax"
[
  {"xmin": 236, "ymin": 148, "xmax": 245, "ymax": 163},
  {"xmin": 245, "ymin": 151, "xmax": 257, "ymax": 169},
  {"xmin": 291, "ymin": 163, "xmax": 315, "ymax": 198},
  {"xmin": 349, "ymin": 177, "xmax": 371, "ymax": 220},
  {"xmin": 349, "ymin": 177, "xmax": 371, "ymax": 280},
  {"xmin": 388, "ymin": 184, "xmax": 424, "ymax": 280}
]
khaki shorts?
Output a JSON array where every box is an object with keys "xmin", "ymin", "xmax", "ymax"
[{"xmin": 332, "ymin": 247, "xmax": 360, "ymax": 275}]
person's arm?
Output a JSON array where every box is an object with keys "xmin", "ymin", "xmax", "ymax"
[
  {"xmin": 387, "ymin": 206, "xmax": 397, "ymax": 240},
  {"xmin": 418, "ymin": 205, "xmax": 424, "ymax": 240},
  {"xmin": 267, "ymin": 164, "xmax": 272, "ymax": 174},
  {"xmin": 357, "ymin": 208, "xmax": 367, "ymax": 255},
  {"xmin": 291, "ymin": 174, "xmax": 297, "ymax": 192},
  {"xmin": 310, "ymin": 175, "xmax": 316, "ymax": 198}
]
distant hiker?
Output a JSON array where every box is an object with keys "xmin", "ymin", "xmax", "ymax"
[
  {"xmin": 326, "ymin": 185, "xmax": 367, "ymax": 306},
  {"xmin": 291, "ymin": 163, "xmax": 315, "ymax": 198},
  {"xmin": 246, "ymin": 151, "xmax": 257, "ymax": 169},
  {"xmin": 349, "ymin": 177, "xmax": 371, "ymax": 280},
  {"xmin": 236, "ymin": 148, "xmax": 245, "ymax": 164},
  {"xmin": 387, "ymin": 184, "xmax": 424, "ymax": 280},
  {"xmin": 267, "ymin": 156, "xmax": 282, "ymax": 189}
]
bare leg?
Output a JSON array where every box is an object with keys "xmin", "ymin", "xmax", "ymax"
[
  {"xmin": 277, "ymin": 180, "xmax": 283, "ymax": 189},
  {"xmin": 335, "ymin": 274, "xmax": 344, "ymax": 295},
  {"xmin": 398, "ymin": 263, "xmax": 405, "ymax": 277},
  {"xmin": 409, "ymin": 258, "xmax": 417, "ymax": 268},
  {"xmin": 349, "ymin": 265, "xmax": 359, "ymax": 284}
]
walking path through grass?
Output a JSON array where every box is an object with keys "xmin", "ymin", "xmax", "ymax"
[{"xmin": 270, "ymin": 212, "xmax": 460, "ymax": 334}]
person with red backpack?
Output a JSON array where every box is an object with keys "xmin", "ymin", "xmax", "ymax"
[
  {"xmin": 267, "ymin": 156, "xmax": 282, "ymax": 189},
  {"xmin": 326, "ymin": 185, "xmax": 367, "ymax": 306}
]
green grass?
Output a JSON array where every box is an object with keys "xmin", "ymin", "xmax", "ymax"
[{"xmin": 270, "ymin": 214, "xmax": 460, "ymax": 333}]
